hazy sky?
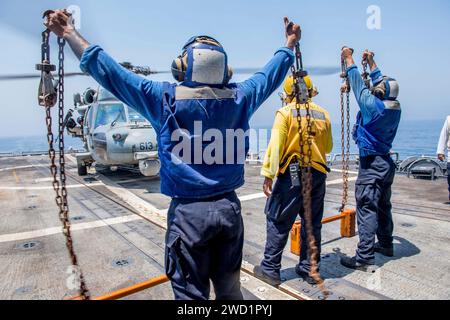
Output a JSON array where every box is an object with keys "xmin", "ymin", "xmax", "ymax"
[{"xmin": 0, "ymin": 0, "xmax": 449, "ymax": 138}]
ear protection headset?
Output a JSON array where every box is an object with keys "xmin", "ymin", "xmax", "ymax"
[
  {"xmin": 171, "ymin": 35, "xmax": 233, "ymax": 85},
  {"xmin": 371, "ymin": 81, "xmax": 386, "ymax": 100},
  {"xmin": 371, "ymin": 76, "xmax": 399, "ymax": 101}
]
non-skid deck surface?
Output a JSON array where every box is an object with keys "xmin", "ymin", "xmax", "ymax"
[{"xmin": 0, "ymin": 155, "xmax": 448, "ymax": 300}]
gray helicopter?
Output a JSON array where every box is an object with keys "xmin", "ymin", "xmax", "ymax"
[{"xmin": 65, "ymin": 85, "xmax": 160, "ymax": 177}]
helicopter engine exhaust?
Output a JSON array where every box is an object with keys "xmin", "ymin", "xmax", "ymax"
[{"xmin": 139, "ymin": 159, "xmax": 161, "ymax": 177}]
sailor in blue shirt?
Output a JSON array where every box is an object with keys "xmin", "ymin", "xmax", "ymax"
[
  {"xmin": 339, "ymin": 48, "xmax": 402, "ymax": 271},
  {"xmin": 45, "ymin": 10, "xmax": 300, "ymax": 300}
]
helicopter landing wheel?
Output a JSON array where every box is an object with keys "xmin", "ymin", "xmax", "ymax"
[{"xmin": 77, "ymin": 161, "xmax": 88, "ymax": 176}]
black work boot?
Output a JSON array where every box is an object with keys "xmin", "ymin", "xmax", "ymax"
[
  {"xmin": 374, "ymin": 243, "xmax": 394, "ymax": 257},
  {"xmin": 340, "ymin": 256, "xmax": 377, "ymax": 272},
  {"xmin": 253, "ymin": 265, "xmax": 281, "ymax": 286},
  {"xmin": 295, "ymin": 265, "xmax": 319, "ymax": 285}
]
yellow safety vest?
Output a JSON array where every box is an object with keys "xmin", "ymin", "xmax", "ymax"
[{"xmin": 261, "ymin": 100, "xmax": 333, "ymax": 179}]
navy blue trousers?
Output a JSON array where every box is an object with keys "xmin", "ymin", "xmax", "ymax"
[
  {"xmin": 261, "ymin": 169, "xmax": 327, "ymax": 280},
  {"xmin": 165, "ymin": 191, "xmax": 244, "ymax": 300},
  {"xmin": 355, "ymin": 155, "xmax": 396, "ymax": 263},
  {"xmin": 447, "ymin": 163, "xmax": 450, "ymax": 196}
]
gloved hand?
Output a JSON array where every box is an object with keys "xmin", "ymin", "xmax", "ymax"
[{"xmin": 284, "ymin": 17, "xmax": 301, "ymax": 50}]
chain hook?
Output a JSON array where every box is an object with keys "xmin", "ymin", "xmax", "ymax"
[
  {"xmin": 37, "ymin": 13, "xmax": 90, "ymax": 299},
  {"xmin": 291, "ymin": 44, "xmax": 327, "ymax": 296},
  {"xmin": 36, "ymin": 29, "xmax": 57, "ymax": 107}
]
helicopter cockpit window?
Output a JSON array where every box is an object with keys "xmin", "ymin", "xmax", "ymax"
[
  {"xmin": 94, "ymin": 104, "xmax": 126, "ymax": 128},
  {"xmin": 127, "ymin": 107, "xmax": 147, "ymax": 123}
]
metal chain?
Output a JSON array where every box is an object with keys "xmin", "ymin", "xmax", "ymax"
[
  {"xmin": 346, "ymin": 88, "xmax": 351, "ymax": 189},
  {"xmin": 361, "ymin": 58, "xmax": 371, "ymax": 89},
  {"xmin": 57, "ymin": 37, "xmax": 90, "ymax": 299},
  {"xmin": 339, "ymin": 55, "xmax": 351, "ymax": 213},
  {"xmin": 42, "ymin": 31, "xmax": 50, "ymax": 66},
  {"xmin": 39, "ymin": 29, "xmax": 90, "ymax": 299},
  {"xmin": 291, "ymin": 45, "xmax": 326, "ymax": 294}
]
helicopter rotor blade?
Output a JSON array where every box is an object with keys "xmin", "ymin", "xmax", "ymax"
[
  {"xmin": 0, "ymin": 72, "xmax": 88, "ymax": 81},
  {"xmin": 145, "ymin": 67, "xmax": 341, "ymax": 76},
  {"xmin": 0, "ymin": 66, "xmax": 340, "ymax": 81},
  {"xmin": 232, "ymin": 66, "xmax": 341, "ymax": 76}
]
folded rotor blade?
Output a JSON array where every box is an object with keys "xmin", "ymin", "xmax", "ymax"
[{"xmin": 0, "ymin": 72, "xmax": 88, "ymax": 81}]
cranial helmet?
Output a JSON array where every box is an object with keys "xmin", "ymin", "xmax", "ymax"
[
  {"xmin": 171, "ymin": 35, "xmax": 233, "ymax": 86},
  {"xmin": 282, "ymin": 75, "xmax": 316, "ymax": 102},
  {"xmin": 372, "ymin": 76, "xmax": 399, "ymax": 101}
]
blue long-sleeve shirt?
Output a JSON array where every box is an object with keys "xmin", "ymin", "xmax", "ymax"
[
  {"xmin": 347, "ymin": 64, "xmax": 385, "ymax": 125},
  {"xmin": 79, "ymin": 44, "xmax": 294, "ymax": 198},
  {"xmin": 346, "ymin": 64, "xmax": 401, "ymax": 157}
]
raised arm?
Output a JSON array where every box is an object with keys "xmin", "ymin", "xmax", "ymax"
[
  {"xmin": 363, "ymin": 49, "xmax": 378, "ymax": 73},
  {"xmin": 363, "ymin": 49, "xmax": 386, "ymax": 87},
  {"xmin": 44, "ymin": 10, "xmax": 164, "ymax": 131},
  {"xmin": 341, "ymin": 47, "xmax": 381, "ymax": 124},
  {"xmin": 237, "ymin": 17, "xmax": 299, "ymax": 117}
]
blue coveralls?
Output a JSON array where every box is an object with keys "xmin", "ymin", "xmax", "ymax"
[
  {"xmin": 80, "ymin": 45, "xmax": 294, "ymax": 299},
  {"xmin": 261, "ymin": 169, "xmax": 327, "ymax": 280},
  {"xmin": 347, "ymin": 65, "xmax": 402, "ymax": 263}
]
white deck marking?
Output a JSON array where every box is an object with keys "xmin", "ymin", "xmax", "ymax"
[
  {"xmin": 1, "ymin": 157, "xmax": 352, "ymax": 300},
  {"xmin": 0, "ymin": 165, "xmax": 46, "ymax": 172},
  {"xmin": 238, "ymin": 176, "xmax": 358, "ymax": 202},
  {"xmin": 246, "ymin": 166, "xmax": 358, "ymax": 174},
  {"xmin": 240, "ymin": 193, "xmax": 266, "ymax": 202},
  {"xmin": 326, "ymin": 176, "xmax": 358, "ymax": 185},
  {"xmin": 93, "ymin": 173, "xmax": 300, "ymax": 300},
  {"xmin": 331, "ymin": 168, "xmax": 359, "ymax": 175},
  {"xmin": 34, "ymin": 177, "xmax": 54, "ymax": 183},
  {"xmin": 0, "ymin": 163, "xmax": 358, "ymax": 243},
  {"xmin": 0, "ymin": 182, "xmax": 104, "ymax": 191},
  {"xmin": 0, "ymin": 215, "xmax": 142, "ymax": 243},
  {"xmin": 96, "ymin": 174, "xmax": 167, "ymax": 229}
]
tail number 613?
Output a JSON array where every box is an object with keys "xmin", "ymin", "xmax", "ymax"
[{"xmin": 140, "ymin": 142, "xmax": 154, "ymax": 151}]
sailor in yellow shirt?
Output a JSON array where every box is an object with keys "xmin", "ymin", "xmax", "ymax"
[{"xmin": 254, "ymin": 75, "xmax": 333, "ymax": 286}]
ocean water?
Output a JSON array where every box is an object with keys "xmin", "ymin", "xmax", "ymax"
[
  {"xmin": 250, "ymin": 119, "xmax": 444, "ymax": 159},
  {"xmin": 0, "ymin": 120, "xmax": 444, "ymax": 160},
  {"xmin": 0, "ymin": 135, "xmax": 85, "ymax": 155}
]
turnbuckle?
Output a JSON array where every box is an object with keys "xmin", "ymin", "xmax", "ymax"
[
  {"xmin": 37, "ymin": 29, "xmax": 57, "ymax": 108},
  {"xmin": 36, "ymin": 61, "xmax": 56, "ymax": 73},
  {"xmin": 292, "ymin": 45, "xmax": 309, "ymax": 104}
]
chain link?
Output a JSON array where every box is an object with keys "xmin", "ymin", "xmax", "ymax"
[
  {"xmin": 291, "ymin": 45, "xmax": 326, "ymax": 294},
  {"xmin": 361, "ymin": 58, "xmax": 371, "ymax": 89},
  {"xmin": 339, "ymin": 57, "xmax": 351, "ymax": 213},
  {"xmin": 39, "ymin": 30, "xmax": 90, "ymax": 300}
]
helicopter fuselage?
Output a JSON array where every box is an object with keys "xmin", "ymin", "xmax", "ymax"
[
  {"xmin": 89, "ymin": 121, "xmax": 158, "ymax": 165},
  {"xmin": 69, "ymin": 87, "xmax": 161, "ymax": 177}
]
